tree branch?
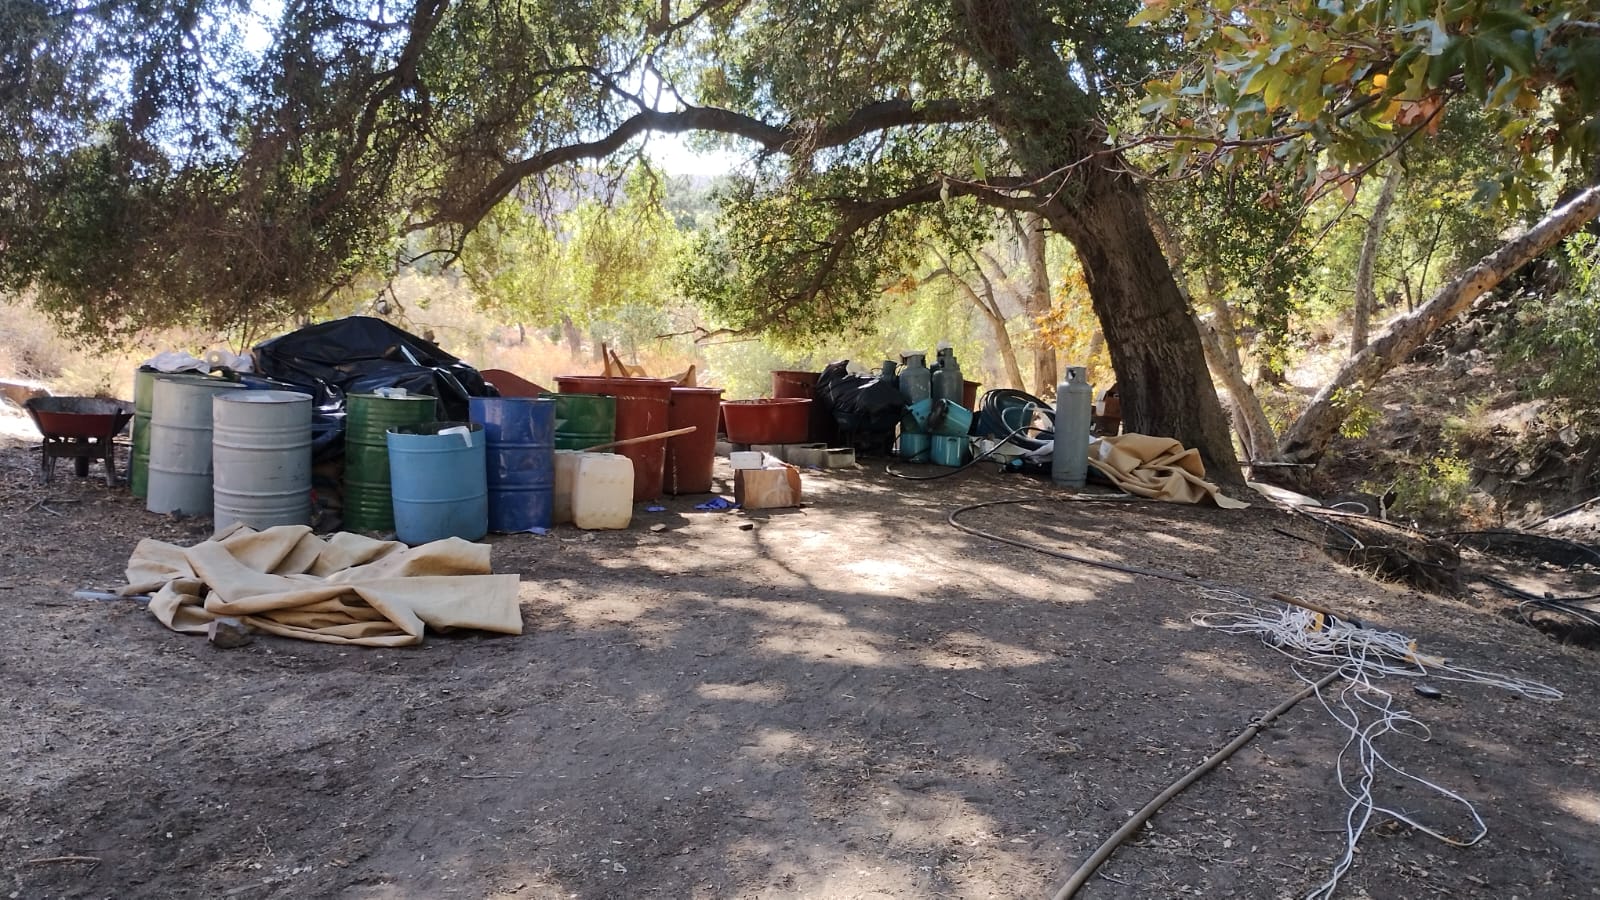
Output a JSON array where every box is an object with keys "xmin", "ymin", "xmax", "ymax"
[{"xmin": 415, "ymin": 98, "xmax": 989, "ymax": 231}]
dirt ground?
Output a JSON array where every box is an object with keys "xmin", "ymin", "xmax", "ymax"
[{"xmin": 2, "ymin": 415, "xmax": 1598, "ymax": 899}]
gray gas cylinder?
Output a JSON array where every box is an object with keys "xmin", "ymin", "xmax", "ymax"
[
  {"xmin": 898, "ymin": 352, "xmax": 931, "ymax": 407},
  {"xmin": 1052, "ymin": 366, "xmax": 1093, "ymax": 488},
  {"xmin": 931, "ymin": 346, "xmax": 963, "ymax": 405}
]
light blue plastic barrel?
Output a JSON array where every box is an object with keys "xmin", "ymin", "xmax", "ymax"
[
  {"xmin": 469, "ymin": 396, "xmax": 556, "ymax": 532},
  {"xmin": 386, "ymin": 422, "xmax": 488, "ymax": 544}
]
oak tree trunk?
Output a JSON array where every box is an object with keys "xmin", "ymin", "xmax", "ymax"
[
  {"xmin": 561, "ymin": 315, "xmax": 583, "ymax": 359},
  {"xmin": 955, "ymin": 0, "xmax": 1241, "ymax": 479},
  {"xmin": 945, "ymin": 267, "xmax": 1028, "ymax": 390},
  {"xmin": 1043, "ymin": 173, "xmax": 1242, "ymax": 479}
]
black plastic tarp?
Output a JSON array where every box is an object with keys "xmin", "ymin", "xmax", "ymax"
[
  {"xmin": 814, "ymin": 361, "xmax": 903, "ymax": 455},
  {"xmin": 252, "ymin": 316, "xmax": 496, "ymax": 457}
]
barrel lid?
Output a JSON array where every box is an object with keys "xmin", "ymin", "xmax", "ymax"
[
  {"xmin": 348, "ymin": 391, "xmax": 437, "ymax": 401},
  {"xmin": 217, "ymin": 390, "xmax": 312, "ymax": 404}
]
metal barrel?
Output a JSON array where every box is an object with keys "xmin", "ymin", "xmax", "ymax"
[
  {"xmin": 132, "ymin": 369, "xmax": 223, "ymax": 498},
  {"xmin": 343, "ymin": 392, "xmax": 438, "ymax": 533},
  {"xmin": 212, "ymin": 390, "xmax": 313, "ymax": 533},
  {"xmin": 542, "ymin": 392, "xmax": 616, "ymax": 451},
  {"xmin": 386, "ymin": 422, "xmax": 488, "ymax": 544},
  {"xmin": 469, "ymin": 396, "xmax": 556, "ymax": 533},
  {"xmin": 146, "ymin": 377, "xmax": 247, "ymax": 515}
]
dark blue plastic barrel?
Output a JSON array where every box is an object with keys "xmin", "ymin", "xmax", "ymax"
[
  {"xmin": 386, "ymin": 422, "xmax": 488, "ymax": 544},
  {"xmin": 469, "ymin": 396, "xmax": 556, "ymax": 532}
]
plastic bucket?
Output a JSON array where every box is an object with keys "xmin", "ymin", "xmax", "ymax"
[
  {"xmin": 665, "ymin": 387, "xmax": 724, "ymax": 495},
  {"xmin": 344, "ymin": 392, "xmax": 438, "ymax": 532},
  {"xmin": 771, "ymin": 370, "xmax": 819, "ymax": 399},
  {"xmin": 147, "ymin": 377, "xmax": 247, "ymax": 515},
  {"xmin": 928, "ymin": 399, "xmax": 973, "ymax": 437},
  {"xmin": 554, "ymin": 376, "xmax": 675, "ymax": 501},
  {"xmin": 720, "ymin": 398, "xmax": 811, "ymax": 444},
  {"xmin": 898, "ymin": 432, "xmax": 931, "ymax": 462},
  {"xmin": 469, "ymin": 396, "xmax": 556, "ymax": 532},
  {"xmin": 386, "ymin": 421, "xmax": 488, "ymax": 544},
  {"xmin": 132, "ymin": 370, "xmax": 225, "ymax": 498},
  {"xmin": 212, "ymin": 391, "xmax": 313, "ymax": 533},
  {"xmin": 902, "ymin": 398, "xmax": 935, "ymax": 433},
  {"xmin": 930, "ymin": 435, "xmax": 969, "ymax": 467},
  {"xmin": 543, "ymin": 392, "xmax": 616, "ymax": 451}
]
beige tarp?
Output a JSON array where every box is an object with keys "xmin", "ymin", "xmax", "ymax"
[
  {"xmin": 123, "ymin": 524, "xmax": 522, "ymax": 647},
  {"xmin": 1088, "ymin": 433, "xmax": 1249, "ymax": 509}
]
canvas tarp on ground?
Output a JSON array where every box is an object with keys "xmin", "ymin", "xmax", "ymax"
[{"xmin": 124, "ymin": 523, "xmax": 522, "ymax": 647}]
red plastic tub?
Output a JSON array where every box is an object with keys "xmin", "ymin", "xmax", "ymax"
[
  {"xmin": 665, "ymin": 387, "xmax": 724, "ymax": 495},
  {"xmin": 721, "ymin": 398, "xmax": 812, "ymax": 444},
  {"xmin": 554, "ymin": 376, "xmax": 677, "ymax": 501}
]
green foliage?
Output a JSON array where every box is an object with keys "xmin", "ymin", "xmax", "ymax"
[
  {"xmin": 1335, "ymin": 389, "xmax": 1381, "ymax": 439},
  {"xmin": 1131, "ymin": 0, "xmax": 1600, "ymax": 206},
  {"xmin": 1152, "ymin": 165, "xmax": 1312, "ymax": 360},
  {"xmin": 676, "ymin": 168, "xmax": 987, "ymax": 342},
  {"xmin": 1387, "ymin": 451, "xmax": 1474, "ymax": 522},
  {"xmin": 1504, "ymin": 232, "xmax": 1600, "ymax": 407},
  {"xmin": 1442, "ymin": 396, "xmax": 1497, "ymax": 446}
]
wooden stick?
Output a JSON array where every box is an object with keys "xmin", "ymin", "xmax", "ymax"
[
  {"xmin": 25, "ymin": 856, "xmax": 101, "ymax": 865},
  {"xmin": 580, "ymin": 426, "xmax": 696, "ymax": 452}
]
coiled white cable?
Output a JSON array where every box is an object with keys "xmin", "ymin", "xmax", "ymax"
[{"xmin": 1193, "ymin": 588, "xmax": 1561, "ymax": 900}]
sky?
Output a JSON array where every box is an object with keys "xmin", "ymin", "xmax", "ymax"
[{"xmin": 642, "ymin": 133, "xmax": 749, "ymax": 178}]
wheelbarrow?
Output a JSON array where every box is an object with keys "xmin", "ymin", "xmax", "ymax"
[{"xmin": 23, "ymin": 397, "xmax": 135, "ymax": 486}]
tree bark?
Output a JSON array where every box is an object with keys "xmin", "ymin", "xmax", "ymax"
[
  {"xmin": 953, "ymin": 0, "xmax": 1242, "ymax": 479},
  {"xmin": 1279, "ymin": 184, "xmax": 1600, "ymax": 465},
  {"xmin": 948, "ymin": 265, "xmax": 1028, "ymax": 390},
  {"xmin": 1193, "ymin": 308, "xmax": 1278, "ymax": 463},
  {"xmin": 1352, "ymin": 164, "xmax": 1402, "ymax": 356},
  {"xmin": 1019, "ymin": 213, "xmax": 1059, "ymax": 396},
  {"xmin": 561, "ymin": 315, "xmax": 583, "ymax": 358},
  {"xmin": 1041, "ymin": 170, "xmax": 1243, "ymax": 479}
]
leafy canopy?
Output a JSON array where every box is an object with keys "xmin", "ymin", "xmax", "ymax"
[{"xmin": 1132, "ymin": 0, "xmax": 1600, "ymax": 205}]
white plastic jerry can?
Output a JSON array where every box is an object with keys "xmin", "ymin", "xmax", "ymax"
[{"xmin": 572, "ymin": 452, "xmax": 634, "ymax": 530}]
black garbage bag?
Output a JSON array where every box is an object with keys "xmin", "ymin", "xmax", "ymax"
[
  {"xmin": 252, "ymin": 316, "xmax": 496, "ymax": 458},
  {"xmin": 814, "ymin": 361, "xmax": 904, "ymax": 456}
]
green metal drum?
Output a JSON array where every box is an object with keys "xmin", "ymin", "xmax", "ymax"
[
  {"xmin": 541, "ymin": 392, "xmax": 616, "ymax": 451},
  {"xmin": 342, "ymin": 392, "xmax": 438, "ymax": 532}
]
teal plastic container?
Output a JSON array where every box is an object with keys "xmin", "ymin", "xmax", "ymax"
[
  {"xmin": 928, "ymin": 399, "xmax": 973, "ymax": 436},
  {"xmin": 386, "ymin": 422, "xmax": 488, "ymax": 544},
  {"xmin": 899, "ymin": 432, "xmax": 931, "ymax": 462},
  {"xmin": 930, "ymin": 435, "xmax": 969, "ymax": 467}
]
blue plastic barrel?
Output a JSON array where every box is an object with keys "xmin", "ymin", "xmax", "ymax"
[
  {"xmin": 469, "ymin": 396, "xmax": 556, "ymax": 532},
  {"xmin": 386, "ymin": 422, "xmax": 488, "ymax": 544}
]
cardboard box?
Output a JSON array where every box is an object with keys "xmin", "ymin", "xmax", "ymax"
[{"xmin": 734, "ymin": 464, "xmax": 802, "ymax": 509}]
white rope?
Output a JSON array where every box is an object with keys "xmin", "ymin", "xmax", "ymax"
[{"xmin": 1192, "ymin": 589, "xmax": 1561, "ymax": 900}]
